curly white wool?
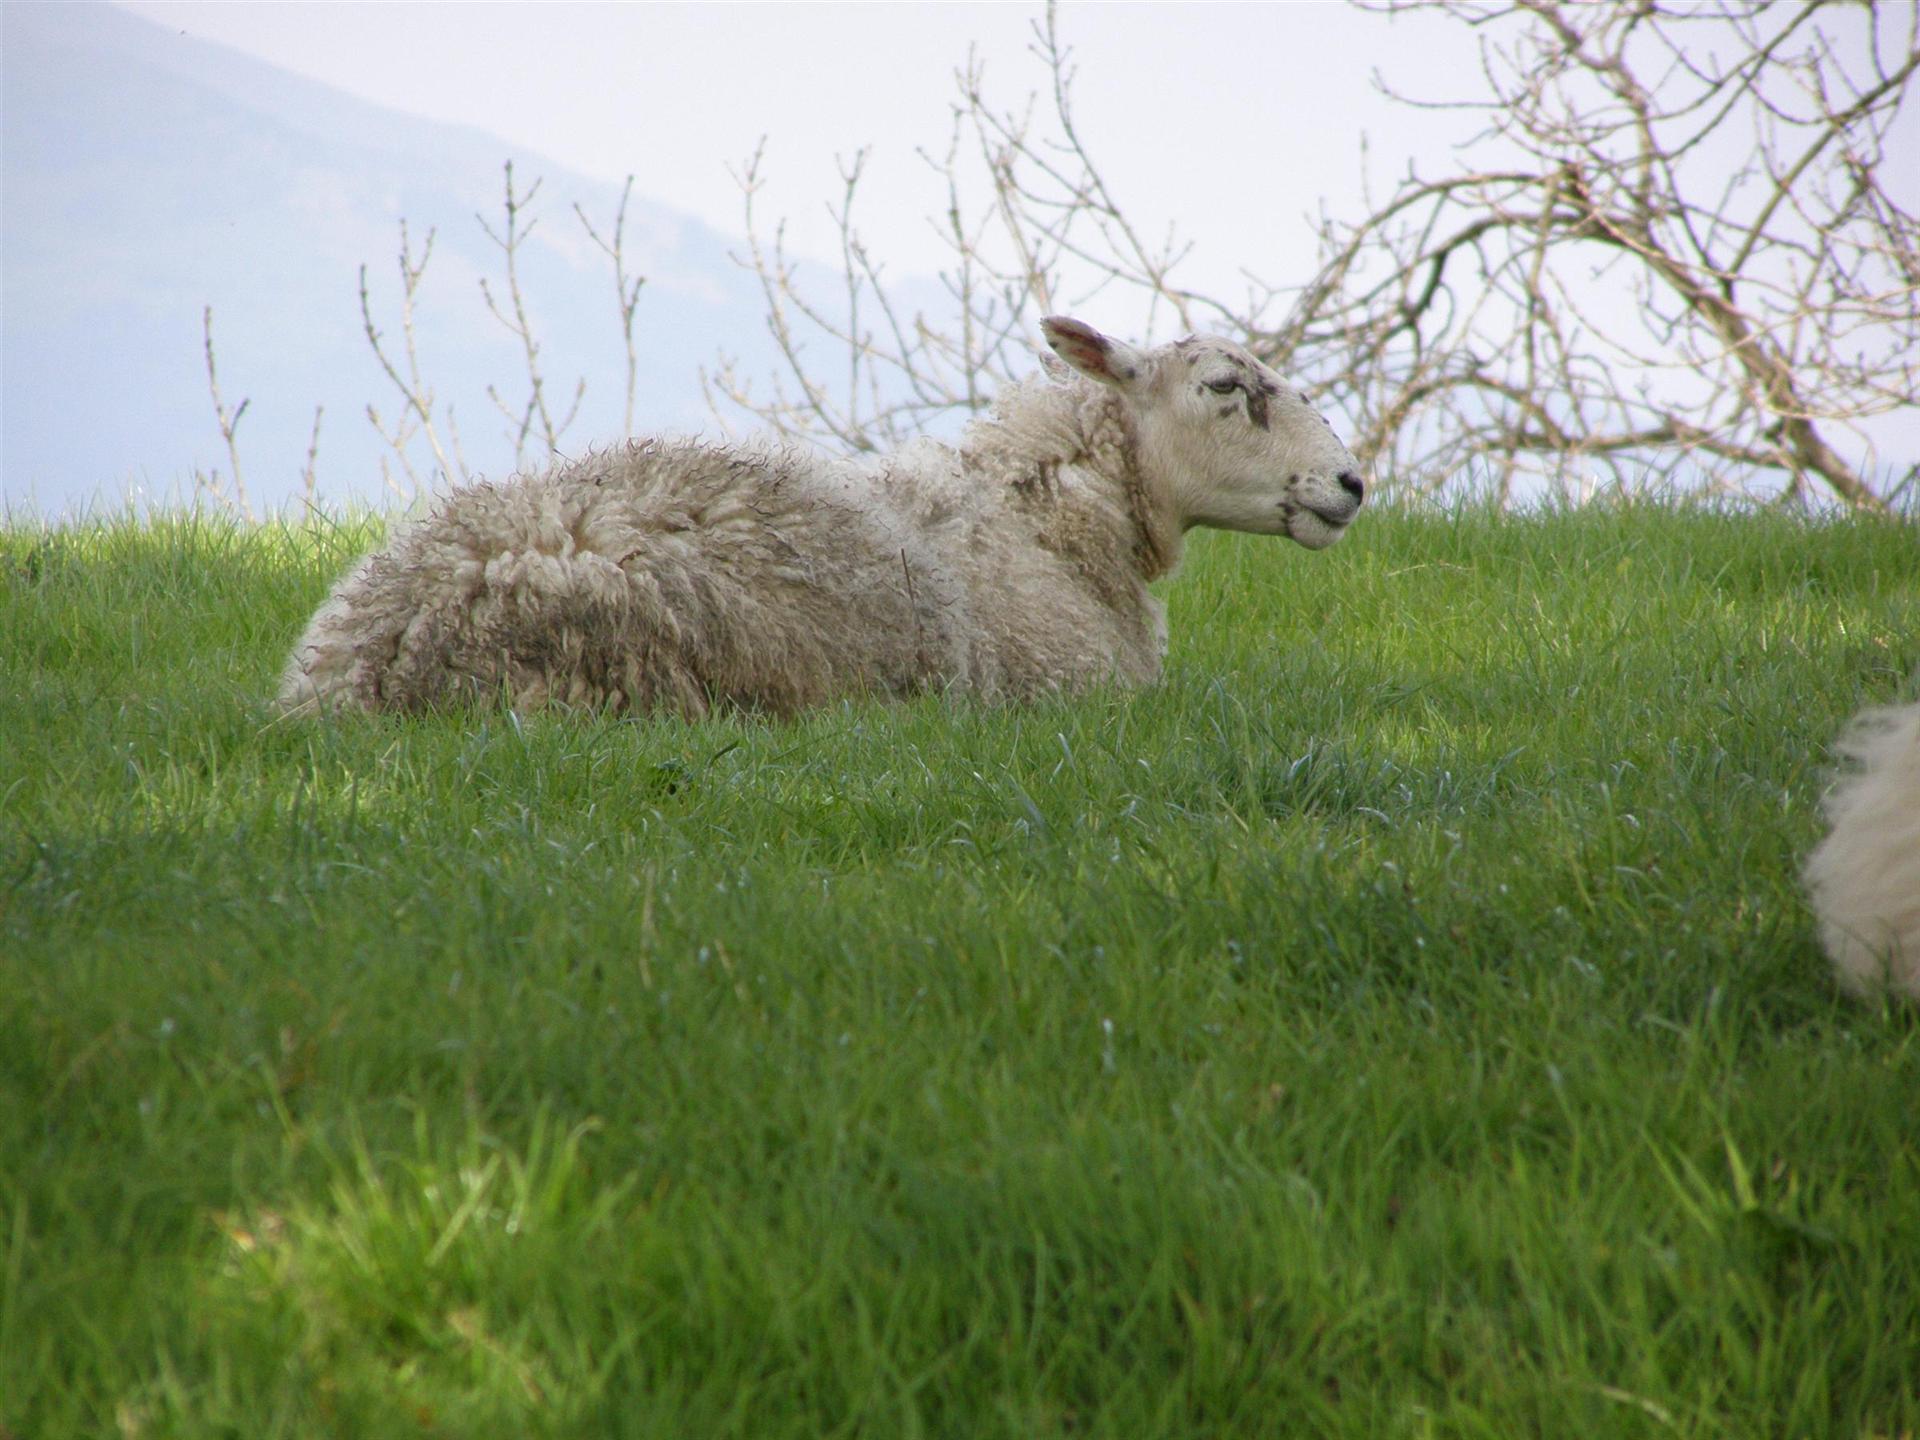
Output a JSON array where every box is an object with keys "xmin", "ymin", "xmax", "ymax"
[{"xmin": 1805, "ymin": 700, "xmax": 1920, "ymax": 1000}]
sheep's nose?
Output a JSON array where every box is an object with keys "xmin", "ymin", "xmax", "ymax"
[{"xmin": 1338, "ymin": 471, "xmax": 1366, "ymax": 503}]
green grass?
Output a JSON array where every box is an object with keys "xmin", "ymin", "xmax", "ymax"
[{"xmin": 3, "ymin": 501, "xmax": 1917, "ymax": 1438}]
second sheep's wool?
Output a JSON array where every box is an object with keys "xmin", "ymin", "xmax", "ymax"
[{"xmin": 1806, "ymin": 700, "xmax": 1920, "ymax": 1002}]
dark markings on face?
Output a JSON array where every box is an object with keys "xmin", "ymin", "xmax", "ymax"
[
  {"xmin": 1180, "ymin": 340, "xmax": 1287, "ymax": 430},
  {"xmin": 1220, "ymin": 354, "xmax": 1280, "ymax": 431}
]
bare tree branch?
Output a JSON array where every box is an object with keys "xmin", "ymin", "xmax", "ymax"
[
  {"xmin": 1285, "ymin": 0, "xmax": 1920, "ymax": 507},
  {"xmin": 300, "ymin": 405, "xmax": 323, "ymax": 509},
  {"xmin": 574, "ymin": 175, "xmax": 647, "ymax": 437},
  {"xmin": 359, "ymin": 220, "xmax": 463, "ymax": 497},
  {"xmin": 715, "ymin": 0, "xmax": 1916, "ymax": 511},
  {"xmin": 477, "ymin": 160, "xmax": 584, "ymax": 467},
  {"xmin": 200, "ymin": 304, "xmax": 255, "ymax": 522}
]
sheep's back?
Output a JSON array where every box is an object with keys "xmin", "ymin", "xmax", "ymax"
[{"xmin": 277, "ymin": 440, "xmax": 973, "ymax": 717}]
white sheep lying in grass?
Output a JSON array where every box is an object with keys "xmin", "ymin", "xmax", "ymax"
[
  {"xmin": 1805, "ymin": 700, "xmax": 1920, "ymax": 1001},
  {"xmin": 278, "ymin": 316, "xmax": 1365, "ymax": 718}
]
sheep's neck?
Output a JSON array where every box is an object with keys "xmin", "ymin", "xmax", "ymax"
[
  {"xmin": 958, "ymin": 379, "xmax": 1182, "ymax": 584},
  {"xmin": 1047, "ymin": 387, "xmax": 1180, "ymax": 582},
  {"xmin": 1090, "ymin": 389, "xmax": 1181, "ymax": 582}
]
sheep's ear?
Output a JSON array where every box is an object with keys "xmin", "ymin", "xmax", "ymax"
[{"xmin": 1041, "ymin": 316, "xmax": 1146, "ymax": 388}]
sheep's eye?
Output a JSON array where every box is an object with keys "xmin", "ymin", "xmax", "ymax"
[{"xmin": 1204, "ymin": 378, "xmax": 1240, "ymax": 396}]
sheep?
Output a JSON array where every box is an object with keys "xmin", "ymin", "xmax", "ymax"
[
  {"xmin": 1804, "ymin": 699, "xmax": 1920, "ymax": 1001},
  {"xmin": 276, "ymin": 316, "xmax": 1366, "ymax": 719}
]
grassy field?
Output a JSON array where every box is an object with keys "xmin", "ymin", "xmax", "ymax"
[{"xmin": 3, "ymin": 501, "xmax": 1918, "ymax": 1438}]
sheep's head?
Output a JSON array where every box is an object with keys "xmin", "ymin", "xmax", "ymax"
[{"xmin": 1041, "ymin": 316, "xmax": 1364, "ymax": 550}]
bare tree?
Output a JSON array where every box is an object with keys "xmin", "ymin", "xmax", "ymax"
[
  {"xmin": 198, "ymin": 309, "xmax": 327, "ymax": 516},
  {"xmin": 195, "ymin": 152, "xmax": 639, "ymax": 517},
  {"xmin": 359, "ymin": 163, "xmax": 602, "ymax": 498},
  {"xmin": 704, "ymin": 10, "xmax": 1218, "ymax": 453},
  {"xmin": 717, "ymin": 0, "xmax": 1918, "ymax": 511},
  {"xmin": 1272, "ymin": 0, "xmax": 1919, "ymax": 509},
  {"xmin": 703, "ymin": 140, "xmax": 916, "ymax": 452}
]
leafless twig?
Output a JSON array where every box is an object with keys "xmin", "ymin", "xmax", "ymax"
[
  {"xmin": 300, "ymin": 405, "xmax": 323, "ymax": 508},
  {"xmin": 575, "ymin": 175, "xmax": 648, "ymax": 436},
  {"xmin": 200, "ymin": 304, "xmax": 255, "ymax": 521},
  {"xmin": 360, "ymin": 219, "xmax": 464, "ymax": 499},
  {"xmin": 478, "ymin": 160, "xmax": 585, "ymax": 467}
]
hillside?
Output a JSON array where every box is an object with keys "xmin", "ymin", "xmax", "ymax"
[{"xmin": 1, "ymin": 2, "xmax": 777, "ymax": 516}]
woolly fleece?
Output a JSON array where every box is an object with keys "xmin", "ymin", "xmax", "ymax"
[
  {"xmin": 1805, "ymin": 700, "xmax": 1920, "ymax": 1000},
  {"xmin": 277, "ymin": 322, "xmax": 1363, "ymax": 719}
]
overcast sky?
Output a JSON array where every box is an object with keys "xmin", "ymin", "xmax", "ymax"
[
  {"xmin": 12, "ymin": 1, "xmax": 1909, "ymax": 508},
  {"xmin": 115, "ymin": 1, "xmax": 1480, "ymax": 302}
]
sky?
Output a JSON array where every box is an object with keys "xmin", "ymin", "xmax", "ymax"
[
  {"xmin": 114, "ymin": 0, "xmax": 1479, "ymax": 304},
  {"xmin": 7, "ymin": 2, "xmax": 1912, "ymax": 511}
]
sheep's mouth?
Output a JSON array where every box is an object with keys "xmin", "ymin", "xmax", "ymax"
[
  {"xmin": 1285, "ymin": 505, "xmax": 1353, "ymax": 551},
  {"xmin": 1304, "ymin": 502, "xmax": 1358, "ymax": 529}
]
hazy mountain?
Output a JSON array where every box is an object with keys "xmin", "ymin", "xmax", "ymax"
[{"xmin": 1, "ymin": 2, "xmax": 781, "ymax": 517}]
